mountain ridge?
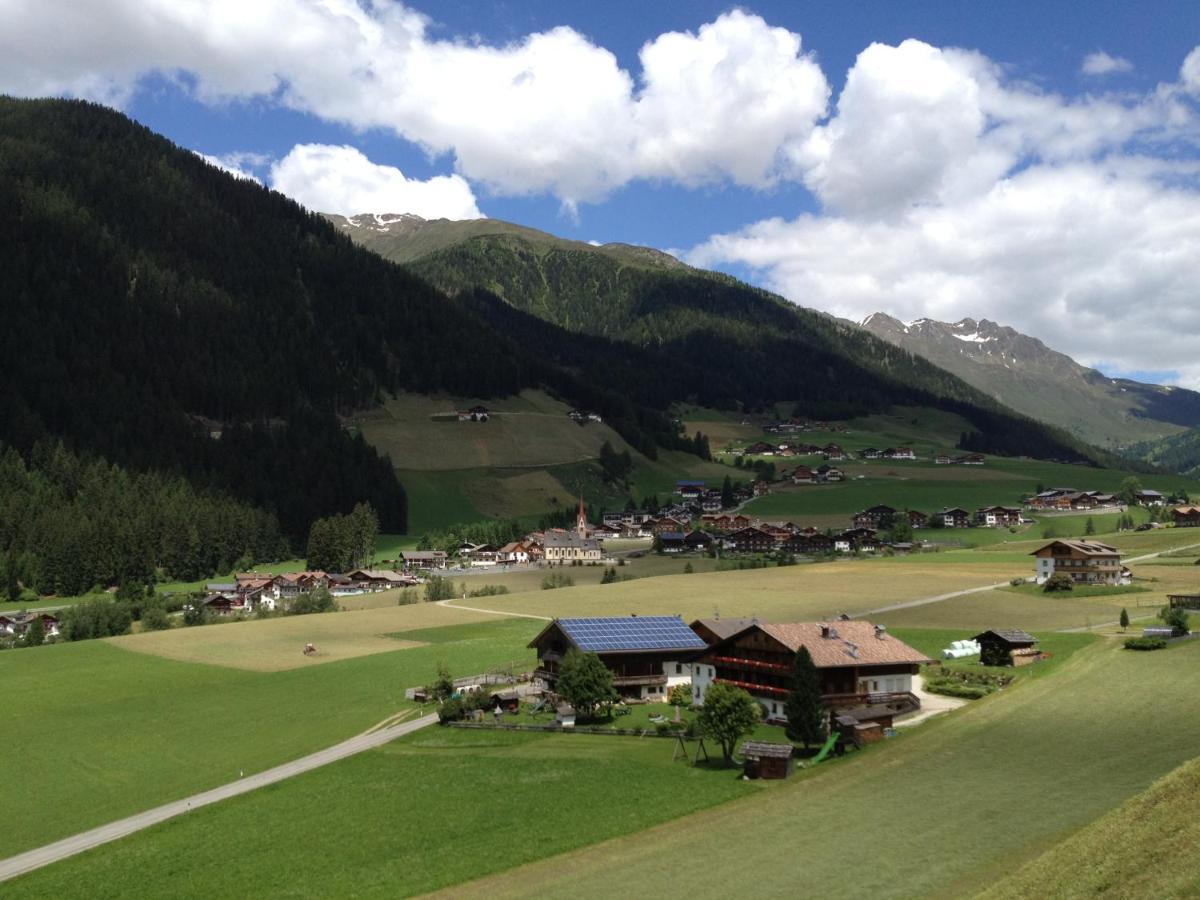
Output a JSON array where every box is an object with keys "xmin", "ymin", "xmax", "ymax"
[
  {"xmin": 860, "ymin": 312, "xmax": 1200, "ymax": 448},
  {"xmin": 329, "ymin": 212, "xmax": 1113, "ymax": 467}
]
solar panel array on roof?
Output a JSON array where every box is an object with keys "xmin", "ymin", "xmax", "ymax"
[{"xmin": 558, "ymin": 616, "xmax": 707, "ymax": 653}]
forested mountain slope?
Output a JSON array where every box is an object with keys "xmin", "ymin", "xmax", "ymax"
[
  {"xmin": 333, "ymin": 214, "xmax": 1106, "ymax": 464},
  {"xmin": 0, "ymin": 98, "xmax": 688, "ymax": 539},
  {"xmin": 861, "ymin": 313, "xmax": 1200, "ymax": 447}
]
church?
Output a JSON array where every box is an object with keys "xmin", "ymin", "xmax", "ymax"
[{"xmin": 542, "ymin": 498, "xmax": 603, "ymax": 565}]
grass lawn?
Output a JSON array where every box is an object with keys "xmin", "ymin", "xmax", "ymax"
[
  {"xmin": 4, "ymin": 728, "xmax": 758, "ymax": 899},
  {"xmin": 441, "ymin": 638, "xmax": 1200, "ymax": 899},
  {"xmin": 0, "ymin": 613, "xmax": 539, "ymax": 856}
]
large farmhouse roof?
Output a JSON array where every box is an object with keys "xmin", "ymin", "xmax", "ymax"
[
  {"xmin": 1030, "ymin": 539, "xmax": 1119, "ymax": 557},
  {"xmin": 532, "ymin": 616, "xmax": 707, "ymax": 654},
  {"xmin": 543, "ymin": 533, "xmax": 600, "ymax": 550},
  {"xmin": 690, "ymin": 617, "xmax": 758, "ymax": 641},
  {"xmin": 756, "ymin": 621, "xmax": 933, "ymax": 668}
]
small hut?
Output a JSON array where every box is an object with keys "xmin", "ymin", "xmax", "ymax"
[
  {"xmin": 741, "ymin": 742, "xmax": 795, "ymax": 779},
  {"xmin": 973, "ymin": 629, "xmax": 1038, "ymax": 667},
  {"xmin": 833, "ymin": 714, "xmax": 884, "ymax": 747},
  {"xmin": 555, "ymin": 703, "xmax": 576, "ymax": 729},
  {"xmin": 489, "ymin": 689, "xmax": 521, "ymax": 713}
]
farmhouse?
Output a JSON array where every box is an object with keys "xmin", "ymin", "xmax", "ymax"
[
  {"xmin": 684, "ymin": 530, "xmax": 714, "ymax": 551},
  {"xmin": 976, "ymin": 506, "xmax": 1022, "ymax": 528},
  {"xmin": 887, "ymin": 447, "xmax": 916, "ymax": 460},
  {"xmin": 907, "ymin": 510, "xmax": 929, "ymax": 529},
  {"xmin": 791, "ymin": 466, "xmax": 816, "ymax": 484},
  {"xmin": 853, "ymin": 505, "xmax": 897, "ymax": 529},
  {"xmin": 345, "ymin": 569, "xmax": 410, "ymax": 590},
  {"xmin": 658, "ymin": 532, "xmax": 687, "ymax": 553},
  {"xmin": 937, "ymin": 507, "xmax": 972, "ymax": 529},
  {"xmin": 725, "ymin": 526, "xmax": 776, "ymax": 554},
  {"xmin": 675, "ymin": 480, "xmax": 706, "ymax": 499},
  {"xmin": 652, "ymin": 516, "xmax": 688, "ymax": 535},
  {"xmin": 401, "ymin": 550, "xmax": 448, "ymax": 570},
  {"xmin": 690, "ymin": 620, "xmax": 932, "ymax": 724},
  {"xmin": 782, "ymin": 532, "xmax": 835, "ymax": 555},
  {"xmin": 1031, "ymin": 539, "xmax": 1126, "ymax": 585},
  {"xmin": 456, "ymin": 405, "xmax": 490, "ymax": 422},
  {"xmin": 1173, "ymin": 506, "xmax": 1200, "ymax": 527},
  {"xmin": 530, "ymin": 616, "xmax": 706, "ymax": 701},
  {"xmin": 817, "ymin": 464, "xmax": 845, "ymax": 482},
  {"xmin": 1134, "ymin": 489, "xmax": 1165, "ymax": 506},
  {"xmin": 973, "ymin": 629, "xmax": 1041, "ymax": 667}
]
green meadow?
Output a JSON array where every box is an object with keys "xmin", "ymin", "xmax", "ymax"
[
  {"xmin": 0, "ymin": 615, "xmax": 537, "ymax": 855},
  {"xmin": 4, "ymin": 728, "xmax": 757, "ymax": 899},
  {"xmin": 446, "ymin": 639, "xmax": 1200, "ymax": 899}
]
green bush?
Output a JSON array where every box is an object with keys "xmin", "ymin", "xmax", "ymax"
[
  {"xmin": 1124, "ymin": 637, "xmax": 1168, "ymax": 651},
  {"xmin": 1043, "ymin": 573, "xmax": 1074, "ymax": 593},
  {"xmin": 437, "ymin": 697, "xmax": 467, "ymax": 723}
]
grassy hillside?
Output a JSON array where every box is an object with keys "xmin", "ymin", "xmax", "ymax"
[
  {"xmin": 978, "ymin": 755, "xmax": 1200, "ymax": 898},
  {"xmin": 434, "ymin": 639, "xmax": 1200, "ymax": 899}
]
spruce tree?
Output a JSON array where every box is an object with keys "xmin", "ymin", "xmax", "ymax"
[
  {"xmin": 1119, "ymin": 608, "xmax": 1130, "ymax": 632},
  {"xmin": 784, "ymin": 646, "xmax": 826, "ymax": 748}
]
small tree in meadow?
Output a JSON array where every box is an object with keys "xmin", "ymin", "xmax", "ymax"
[
  {"xmin": 784, "ymin": 647, "xmax": 826, "ymax": 748},
  {"xmin": 697, "ymin": 682, "xmax": 760, "ymax": 766},
  {"xmin": 1119, "ymin": 608, "xmax": 1130, "ymax": 632},
  {"xmin": 1084, "ymin": 517, "xmax": 1096, "ymax": 536},
  {"xmin": 429, "ymin": 663, "xmax": 455, "ymax": 702},
  {"xmin": 683, "ymin": 561, "xmax": 694, "ymax": 574},
  {"xmin": 556, "ymin": 649, "xmax": 618, "ymax": 719}
]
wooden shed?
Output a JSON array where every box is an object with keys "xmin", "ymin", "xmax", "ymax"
[
  {"xmin": 741, "ymin": 742, "xmax": 795, "ymax": 779},
  {"xmin": 555, "ymin": 704, "xmax": 576, "ymax": 729},
  {"xmin": 972, "ymin": 629, "xmax": 1039, "ymax": 667}
]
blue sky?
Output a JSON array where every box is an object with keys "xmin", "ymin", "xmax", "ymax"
[{"xmin": 4, "ymin": 1, "xmax": 1200, "ymax": 385}]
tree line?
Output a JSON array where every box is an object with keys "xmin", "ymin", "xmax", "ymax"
[{"xmin": 0, "ymin": 442, "xmax": 287, "ymax": 599}]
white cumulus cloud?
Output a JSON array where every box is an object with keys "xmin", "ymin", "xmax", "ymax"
[
  {"xmin": 0, "ymin": 2, "xmax": 828, "ymax": 206},
  {"xmin": 1081, "ymin": 51, "xmax": 1133, "ymax": 76},
  {"xmin": 269, "ymin": 145, "xmax": 483, "ymax": 219}
]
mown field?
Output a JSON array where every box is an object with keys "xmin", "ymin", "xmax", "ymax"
[
  {"xmin": 441, "ymin": 556, "xmax": 1028, "ymax": 623},
  {"xmin": 3, "ymin": 728, "xmax": 758, "ymax": 899},
  {"xmin": 0, "ymin": 613, "xmax": 538, "ymax": 856},
  {"xmin": 438, "ymin": 639, "xmax": 1200, "ymax": 898}
]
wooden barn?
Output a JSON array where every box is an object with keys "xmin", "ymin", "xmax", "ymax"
[
  {"xmin": 741, "ymin": 742, "xmax": 795, "ymax": 780},
  {"xmin": 973, "ymin": 629, "xmax": 1040, "ymax": 667}
]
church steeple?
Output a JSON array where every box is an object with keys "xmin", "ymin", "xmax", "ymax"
[{"xmin": 576, "ymin": 495, "xmax": 588, "ymax": 539}]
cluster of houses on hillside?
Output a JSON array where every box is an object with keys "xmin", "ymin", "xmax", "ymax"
[
  {"xmin": 932, "ymin": 453, "xmax": 986, "ymax": 465},
  {"xmin": 455, "ymin": 405, "xmax": 490, "ymax": 422},
  {"xmin": 762, "ymin": 419, "xmax": 847, "ymax": 435},
  {"xmin": 200, "ymin": 567, "xmax": 423, "ymax": 616},
  {"xmin": 567, "ymin": 409, "xmax": 603, "ymax": 424},
  {"xmin": 529, "ymin": 614, "xmax": 931, "ymax": 736},
  {"xmin": 851, "ymin": 504, "xmax": 1024, "ymax": 531},
  {"xmin": 1026, "ymin": 488, "xmax": 1119, "ymax": 510},
  {"xmin": 0, "ymin": 611, "xmax": 60, "ymax": 640},
  {"xmin": 740, "ymin": 441, "xmax": 849, "ymax": 460}
]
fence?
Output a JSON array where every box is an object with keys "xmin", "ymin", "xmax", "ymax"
[{"xmin": 444, "ymin": 720, "xmax": 687, "ymax": 739}]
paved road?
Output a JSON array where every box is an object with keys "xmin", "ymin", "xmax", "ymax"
[
  {"xmin": 437, "ymin": 598, "xmax": 551, "ymax": 620},
  {"xmin": 0, "ymin": 713, "xmax": 438, "ymax": 884}
]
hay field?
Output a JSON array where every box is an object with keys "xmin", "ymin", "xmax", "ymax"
[
  {"xmin": 443, "ymin": 557, "xmax": 1027, "ymax": 623},
  {"xmin": 354, "ymin": 390, "xmax": 631, "ymax": 471},
  {"xmin": 110, "ymin": 603, "xmax": 493, "ymax": 671}
]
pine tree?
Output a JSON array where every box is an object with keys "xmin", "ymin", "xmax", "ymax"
[
  {"xmin": 784, "ymin": 647, "xmax": 826, "ymax": 748},
  {"xmin": 721, "ymin": 475, "xmax": 734, "ymax": 509},
  {"xmin": 1119, "ymin": 608, "xmax": 1130, "ymax": 632}
]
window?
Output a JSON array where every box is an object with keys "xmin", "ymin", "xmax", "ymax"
[{"xmin": 675, "ymin": 663, "xmax": 682, "ymax": 674}]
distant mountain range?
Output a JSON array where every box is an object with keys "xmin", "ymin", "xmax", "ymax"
[
  {"xmin": 327, "ymin": 213, "xmax": 1105, "ymax": 465},
  {"xmin": 859, "ymin": 313, "xmax": 1200, "ymax": 449}
]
